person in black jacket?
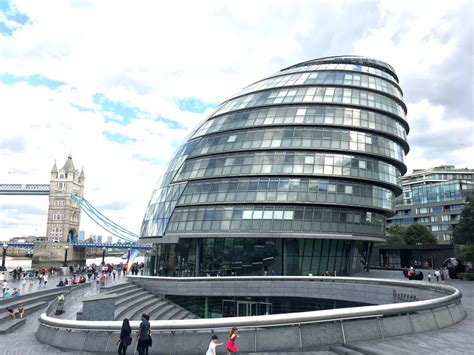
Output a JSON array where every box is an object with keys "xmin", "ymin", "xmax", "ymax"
[
  {"xmin": 136, "ymin": 313, "xmax": 151, "ymax": 355},
  {"xmin": 117, "ymin": 318, "xmax": 132, "ymax": 354}
]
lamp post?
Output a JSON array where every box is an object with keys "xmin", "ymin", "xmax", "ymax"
[
  {"xmin": 63, "ymin": 245, "xmax": 69, "ymax": 267},
  {"xmin": 127, "ymin": 248, "xmax": 131, "ymax": 263},
  {"xmin": 0, "ymin": 243, "xmax": 7, "ymax": 271},
  {"xmin": 101, "ymin": 247, "xmax": 106, "ymax": 266}
]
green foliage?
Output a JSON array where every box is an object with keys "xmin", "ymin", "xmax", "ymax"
[
  {"xmin": 459, "ymin": 244, "xmax": 474, "ymax": 263},
  {"xmin": 387, "ymin": 225, "xmax": 406, "ymax": 238},
  {"xmin": 457, "ymin": 272, "xmax": 474, "ymax": 281},
  {"xmin": 404, "ymin": 223, "xmax": 437, "ymax": 245},
  {"xmin": 386, "ymin": 233, "xmax": 406, "ymax": 246},
  {"xmin": 385, "ymin": 225, "xmax": 406, "ymax": 246},
  {"xmin": 453, "ymin": 198, "xmax": 474, "ymax": 245}
]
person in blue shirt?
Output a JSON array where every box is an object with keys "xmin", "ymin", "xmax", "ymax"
[{"xmin": 136, "ymin": 313, "xmax": 150, "ymax": 355}]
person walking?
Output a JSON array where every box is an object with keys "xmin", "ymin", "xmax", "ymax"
[
  {"xmin": 443, "ymin": 267, "xmax": 450, "ymax": 283},
  {"xmin": 206, "ymin": 334, "xmax": 223, "ymax": 355},
  {"xmin": 117, "ymin": 318, "xmax": 132, "ymax": 355},
  {"xmin": 226, "ymin": 327, "xmax": 239, "ymax": 355},
  {"xmin": 434, "ymin": 269, "xmax": 440, "ymax": 282},
  {"xmin": 2, "ymin": 280, "xmax": 7, "ymax": 298},
  {"xmin": 136, "ymin": 313, "xmax": 150, "ymax": 355},
  {"xmin": 44, "ymin": 273, "xmax": 49, "ymax": 287}
]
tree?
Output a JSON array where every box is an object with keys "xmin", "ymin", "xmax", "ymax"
[
  {"xmin": 386, "ymin": 225, "xmax": 406, "ymax": 246},
  {"xmin": 459, "ymin": 245, "xmax": 474, "ymax": 263},
  {"xmin": 404, "ymin": 223, "xmax": 437, "ymax": 245},
  {"xmin": 453, "ymin": 198, "xmax": 474, "ymax": 245}
]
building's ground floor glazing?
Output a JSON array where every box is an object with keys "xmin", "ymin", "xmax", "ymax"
[{"xmin": 146, "ymin": 237, "xmax": 372, "ymax": 277}]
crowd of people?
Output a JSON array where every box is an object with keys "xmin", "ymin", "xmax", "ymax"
[{"xmin": 403, "ymin": 265, "xmax": 451, "ymax": 282}]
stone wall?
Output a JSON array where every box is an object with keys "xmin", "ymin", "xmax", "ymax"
[{"xmin": 32, "ymin": 242, "xmax": 86, "ymax": 267}]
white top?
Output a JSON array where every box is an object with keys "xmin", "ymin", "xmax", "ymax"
[
  {"xmin": 44, "ymin": 274, "xmax": 48, "ymax": 281},
  {"xmin": 205, "ymin": 341, "xmax": 216, "ymax": 355}
]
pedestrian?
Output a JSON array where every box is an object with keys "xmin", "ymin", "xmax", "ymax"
[
  {"xmin": 44, "ymin": 273, "xmax": 48, "ymax": 286},
  {"xmin": 117, "ymin": 318, "xmax": 132, "ymax": 355},
  {"xmin": 18, "ymin": 305, "xmax": 24, "ymax": 318},
  {"xmin": 444, "ymin": 267, "xmax": 450, "ymax": 283},
  {"xmin": 427, "ymin": 272, "xmax": 432, "ymax": 282},
  {"xmin": 21, "ymin": 275, "xmax": 26, "ymax": 288},
  {"xmin": 434, "ymin": 269, "xmax": 440, "ymax": 282},
  {"xmin": 226, "ymin": 327, "xmax": 239, "ymax": 355},
  {"xmin": 136, "ymin": 313, "xmax": 151, "ymax": 355},
  {"xmin": 206, "ymin": 334, "xmax": 223, "ymax": 355},
  {"xmin": 2, "ymin": 280, "xmax": 6, "ymax": 298},
  {"xmin": 6, "ymin": 307, "xmax": 15, "ymax": 319}
]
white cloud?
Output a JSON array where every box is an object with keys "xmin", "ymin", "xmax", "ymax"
[{"xmin": 0, "ymin": 0, "xmax": 472, "ymax": 240}]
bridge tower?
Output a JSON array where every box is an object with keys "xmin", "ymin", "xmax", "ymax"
[
  {"xmin": 45, "ymin": 155, "xmax": 85, "ymax": 243},
  {"xmin": 33, "ymin": 155, "xmax": 87, "ymax": 267}
]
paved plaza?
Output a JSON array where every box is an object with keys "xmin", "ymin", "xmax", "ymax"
[{"xmin": 0, "ymin": 270, "xmax": 472, "ymax": 354}]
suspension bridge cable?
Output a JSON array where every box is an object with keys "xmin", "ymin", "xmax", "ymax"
[
  {"xmin": 72, "ymin": 194, "xmax": 138, "ymax": 242},
  {"xmin": 78, "ymin": 203, "xmax": 136, "ymax": 243},
  {"xmin": 72, "ymin": 194, "xmax": 139, "ymax": 238},
  {"xmin": 80, "ymin": 197, "xmax": 139, "ymax": 237}
]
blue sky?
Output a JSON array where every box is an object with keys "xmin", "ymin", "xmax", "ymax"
[{"xmin": 0, "ymin": 0, "xmax": 472, "ymax": 240}]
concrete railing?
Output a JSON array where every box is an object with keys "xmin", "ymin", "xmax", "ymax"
[{"xmin": 36, "ymin": 276, "xmax": 467, "ymax": 354}]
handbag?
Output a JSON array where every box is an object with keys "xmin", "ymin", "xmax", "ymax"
[
  {"xmin": 126, "ymin": 335, "xmax": 132, "ymax": 346},
  {"xmin": 148, "ymin": 333, "xmax": 153, "ymax": 347}
]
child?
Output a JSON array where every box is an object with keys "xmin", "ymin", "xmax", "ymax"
[
  {"xmin": 7, "ymin": 307, "xmax": 15, "ymax": 319},
  {"xmin": 226, "ymin": 327, "xmax": 239, "ymax": 355},
  {"xmin": 18, "ymin": 305, "xmax": 24, "ymax": 318},
  {"xmin": 206, "ymin": 334, "xmax": 222, "ymax": 355}
]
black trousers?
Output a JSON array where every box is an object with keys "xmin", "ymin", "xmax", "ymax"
[
  {"xmin": 117, "ymin": 341, "xmax": 128, "ymax": 355},
  {"xmin": 137, "ymin": 340, "xmax": 149, "ymax": 355}
]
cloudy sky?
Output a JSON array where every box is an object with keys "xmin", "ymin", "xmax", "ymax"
[{"xmin": 0, "ymin": 0, "xmax": 472, "ymax": 241}]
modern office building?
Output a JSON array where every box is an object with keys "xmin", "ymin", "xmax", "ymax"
[
  {"xmin": 387, "ymin": 166, "xmax": 474, "ymax": 244},
  {"xmin": 141, "ymin": 55, "xmax": 410, "ymax": 276}
]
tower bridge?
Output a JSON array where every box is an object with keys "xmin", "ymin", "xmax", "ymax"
[{"xmin": 1, "ymin": 154, "xmax": 148, "ymax": 266}]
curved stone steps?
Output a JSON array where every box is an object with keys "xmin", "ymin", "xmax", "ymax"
[
  {"xmin": 104, "ymin": 285, "xmax": 140, "ymax": 300},
  {"xmin": 102, "ymin": 283, "xmax": 136, "ymax": 294},
  {"xmin": 115, "ymin": 294, "xmax": 156, "ymax": 320},
  {"xmin": 148, "ymin": 303, "xmax": 175, "ymax": 320},
  {"xmin": 0, "ymin": 301, "xmax": 47, "ymax": 323},
  {"xmin": 115, "ymin": 289, "xmax": 149, "ymax": 306},
  {"xmin": 158, "ymin": 304, "xmax": 187, "ymax": 320},
  {"xmin": 171, "ymin": 309, "xmax": 195, "ymax": 320},
  {"xmin": 116, "ymin": 296, "xmax": 160, "ymax": 321},
  {"xmin": 136, "ymin": 300, "xmax": 167, "ymax": 320}
]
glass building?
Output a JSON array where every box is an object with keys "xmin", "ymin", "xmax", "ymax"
[
  {"xmin": 387, "ymin": 166, "xmax": 474, "ymax": 244},
  {"xmin": 141, "ymin": 55, "xmax": 410, "ymax": 276}
]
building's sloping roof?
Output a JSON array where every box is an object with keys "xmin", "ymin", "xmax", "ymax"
[{"xmin": 62, "ymin": 154, "xmax": 75, "ymax": 173}]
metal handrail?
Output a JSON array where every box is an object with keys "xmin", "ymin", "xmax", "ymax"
[{"xmin": 38, "ymin": 276, "xmax": 462, "ymax": 331}]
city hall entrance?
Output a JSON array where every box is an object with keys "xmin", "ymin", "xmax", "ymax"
[{"xmin": 222, "ymin": 299, "xmax": 272, "ymax": 317}]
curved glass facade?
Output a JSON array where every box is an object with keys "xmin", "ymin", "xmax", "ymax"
[{"xmin": 141, "ymin": 56, "xmax": 409, "ymax": 276}]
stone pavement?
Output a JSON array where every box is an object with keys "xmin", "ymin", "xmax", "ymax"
[
  {"xmin": 0, "ymin": 270, "xmax": 472, "ymax": 354},
  {"xmin": 348, "ymin": 269, "xmax": 474, "ymax": 355},
  {"xmin": 1, "ymin": 273, "xmax": 128, "ymax": 300}
]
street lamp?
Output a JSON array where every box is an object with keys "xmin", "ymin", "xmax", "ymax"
[
  {"xmin": 63, "ymin": 245, "xmax": 69, "ymax": 267},
  {"xmin": 127, "ymin": 248, "xmax": 131, "ymax": 263},
  {"xmin": 0, "ymin": 242, "xmax": 8, "ymax": 271},
  {"xmin": 101, "ymin": 247, "xmax": 106, "ymax": 266}
]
